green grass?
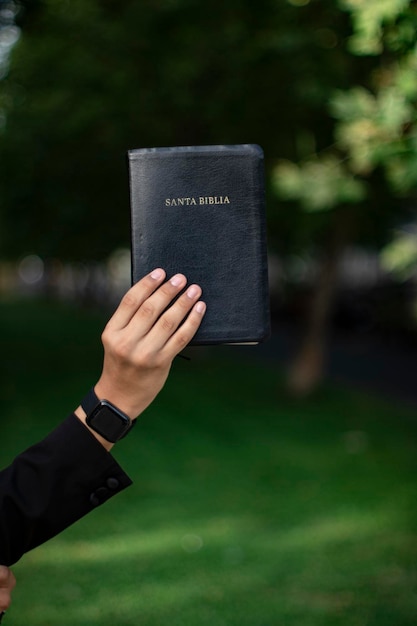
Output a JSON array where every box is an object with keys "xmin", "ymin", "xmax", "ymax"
[{"xmin": 1, "ymin": 297, "xmax": 417, "ymax": 625}]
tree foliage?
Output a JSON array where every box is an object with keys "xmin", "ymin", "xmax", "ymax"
[
  {"xmin": 0, "ymin": 0, "xmax": 351, "ymax": 260},
  {"xmin": 273, "ymin": 0, "xmax": 417, "ymax": 262}
]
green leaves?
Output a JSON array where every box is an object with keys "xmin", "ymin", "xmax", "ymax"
[
  {"xmin": 339, "ymin": 0, "xmax": 412, "ymax": 55},
  {"xmin": 381, "ymin": 228, "xmax": 417, "ymax": 279},
  {"xmin": 273, "ymin": 0, "xmax": 417, "ymax": 224},
  {"xmin": 273, "ymin": 157, "xmax": 366, "ymax": 212},
  {"xmin": 331, "ymin": 85, "xmax": 414, "ymax": 175}
]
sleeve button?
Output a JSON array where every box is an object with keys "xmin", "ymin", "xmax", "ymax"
[
  {"xmin": 89, "ymin": 486, "xmax": 109, "ymax": 506},
  {"xmin": 89, "ymin": 492, "xmax": 100, "ymax": 507},
  {"xmin": 107, "ymin": 477, "xmax": 120, "ymax": 490}
]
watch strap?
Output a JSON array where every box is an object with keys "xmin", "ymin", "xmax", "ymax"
[{"xmin": 81, "ymin": 387, "xmax": 101, "ymax": 415}]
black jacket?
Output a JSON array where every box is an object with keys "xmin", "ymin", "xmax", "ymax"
[{"xmin": 0, "ymin": 413, "xmax": 132, "ymax": 566}]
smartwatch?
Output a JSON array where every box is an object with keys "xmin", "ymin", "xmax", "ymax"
[{"xmin": 81, "ymin": 388, "xmax": 135, "ymax": 443}]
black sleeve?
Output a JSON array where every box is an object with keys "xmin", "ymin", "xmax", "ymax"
[{"xmin": 0, "ymin": 413, "xmax": 132, "ymax": 566}]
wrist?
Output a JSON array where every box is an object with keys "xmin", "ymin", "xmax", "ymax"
[
  {"xmin": 93, "ymin": 380, "xmax": 148, "ymax": 420},
  {"xmin": 78, "ymin": 387, "xmax": 136, "ymax": 446},
  {"xmin": 74, "ymin": 406, "xmax": 114, "ymax": 452}
]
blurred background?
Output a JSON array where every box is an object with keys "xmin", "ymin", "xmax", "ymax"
[{"xmin": 0, "ymin": 1, "xmax": 416, "ymax": 625}]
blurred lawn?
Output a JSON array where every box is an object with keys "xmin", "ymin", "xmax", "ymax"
[{"xmin": 1, "ymin": 298, "xmax": 417, "ymax": 626}]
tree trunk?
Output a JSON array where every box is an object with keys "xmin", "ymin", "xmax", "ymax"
[{"xmin": 287, "ymin": 210, "xmax": 352, "ymax": 396}]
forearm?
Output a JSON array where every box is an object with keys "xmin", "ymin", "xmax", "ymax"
[{"xmin": 0, "ymin": 414, "xmax": 131, "ymax": 566}]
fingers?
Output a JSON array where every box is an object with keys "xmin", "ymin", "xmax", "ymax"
[
  {"xmin": 145, "ymin": 282, "xmax": 205, "ymax": 351},
  {"xmin": 163, "ymin": 299, "xmax": 206, "ymax": 356},
  {"xmin": 108, "ymin": 269, "xmax": 204, "ymax": 341},
  {"xmin": 0, "ymin": 566, "xmax": 15, "ymax": 612},
  {"xmin": 107, "ymin": 268, "xmax": 166, "ymax": 331},
  {"xmin": 130, "ymin": 273, "xmax": 188, "ymax": 336},
  {"xmin": 103, "ymin": 268, "xmax": 206, "ymax": 366}
]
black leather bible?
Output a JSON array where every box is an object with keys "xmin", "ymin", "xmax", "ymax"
[{"xmin": 128, "ymin": 144, "xmax": 271, "ymax": 345}]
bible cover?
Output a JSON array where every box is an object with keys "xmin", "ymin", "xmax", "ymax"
[{"xmin": 128, "ymin": 144, "xmax": 271, "ymax": 345}]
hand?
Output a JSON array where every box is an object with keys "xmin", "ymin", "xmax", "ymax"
[
  {"xmin": 75, "ymin": 269, "xmax": 206, "ymax": 447},
  {"xmin": 0, "ymin": 565, "xmax": 16, "ymax": 616},
  {"xmin": 97, "ymin": 268, "xmax": 206, "ymax": 416}
]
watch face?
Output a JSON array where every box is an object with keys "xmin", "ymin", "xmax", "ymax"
[{"xmin": 87, "ymin": 401, "xmax": 131, "ymax": 443}]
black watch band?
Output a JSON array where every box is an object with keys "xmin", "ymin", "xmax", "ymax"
[{"xmin": 81, "ymin": 388, "xmax": 135, "ymax": 443}]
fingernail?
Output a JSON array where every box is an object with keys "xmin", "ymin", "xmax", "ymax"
[
  {"xmin": 195, "ymin": 301, "xmax": 206, "ymax": 314},
  {"xmin": 150, "ymin": 268, "xmax": 164, "ymax": 280},
  {"xmin": 170, "ymin": 274, "xmax": 185, "ymax": 287},
  {"xmin": 186, "ymin": 285, "xmax": 200, "ymax": 299}
]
